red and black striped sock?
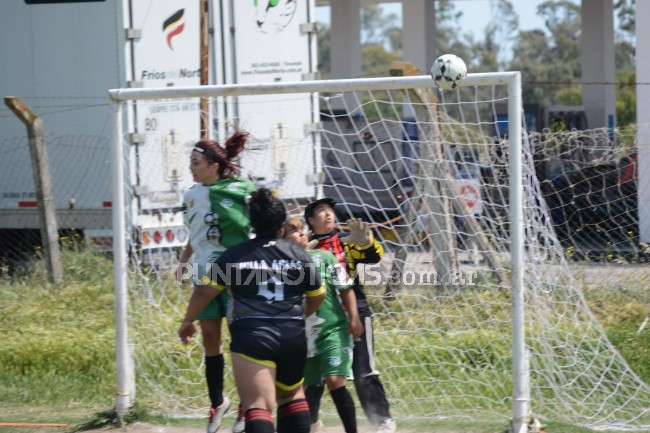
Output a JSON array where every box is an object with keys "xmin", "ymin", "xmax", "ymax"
[
  {"xmin": 245, "ymin": 408, "xmax": 274, "ymax": 433},
  {"xmin": 276, "ymin": 399, "xmax": 310, "ymax": 433}
]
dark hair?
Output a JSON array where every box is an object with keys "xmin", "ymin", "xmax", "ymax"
[
  {"xmin": 249, "ymin": 188, "xmax": 286, "ymax": 238},
  {"xmin": 304, "ymin": 197, "xmax": 336, "ymax": 227},
  {"xmin": 193, "ymin": 130, "xmax": 248, "ymax": 178}
]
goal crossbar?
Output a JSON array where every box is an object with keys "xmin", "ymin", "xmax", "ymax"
[{"xmin": 108, "ymin": 72, "xmax": 518, "ymax": 101}]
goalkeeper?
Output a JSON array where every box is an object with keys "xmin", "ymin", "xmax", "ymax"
[
  {"xmin": 282, "ymin": 217, "xmax": 363, "ymax": 433},
  {"xmin": 304, "ymin": 198, "xmax": 396, "ymax": 433}
]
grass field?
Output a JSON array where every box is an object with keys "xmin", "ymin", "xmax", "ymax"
[{"xmin": 1, "ymin": 249, "xmax": 649, "ymax": 432}]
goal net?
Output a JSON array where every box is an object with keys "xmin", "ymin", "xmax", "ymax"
[{"xmin": 108, "ymin": 70, "xmax": 650, "ymax": 430}]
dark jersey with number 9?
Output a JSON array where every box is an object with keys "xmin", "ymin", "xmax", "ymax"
[{"xmin": 209, "ymin": 237, "xmax": 323, "ymax": 323}]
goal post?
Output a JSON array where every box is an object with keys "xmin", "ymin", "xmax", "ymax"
[
  {"xmin": 507, "ymin": 72, "xmax": 528, "ymax": 433},
  {"xmin": 110, "ymin": 100, "xmax": 131, "ymax": 417},
  {"xmin": 107, "ymin": 72, "xmax": 650, "ymax": 431}
]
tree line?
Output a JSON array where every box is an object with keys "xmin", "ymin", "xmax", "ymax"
[{"xmin": 317, "ymin": 0, "xmax": 637, "ymax": 127}]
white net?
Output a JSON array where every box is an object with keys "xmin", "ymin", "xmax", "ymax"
[{"xmin": 111, "ymin": 73, "xmax": 650, "ymax": 429}]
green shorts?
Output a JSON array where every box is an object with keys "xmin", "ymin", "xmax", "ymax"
[
  {"xmin": 196, "ymin": 287, "xmax": 229, "ymax": 320},
  {"xmin": 304, "ymin": 346, "xmax": 353, "ymax": 386}
]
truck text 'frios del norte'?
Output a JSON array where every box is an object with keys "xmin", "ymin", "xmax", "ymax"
[{"xmin": 0, "ymin": 0, "xmax": 318, "ymax": 270}]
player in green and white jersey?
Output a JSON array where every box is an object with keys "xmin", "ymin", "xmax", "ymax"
[
  {"xmin": 283, "ymin": 217, "xmax": 363, "ymax": 433},
  {"xmin": 176, "ymin": 131, "xmax": 256, "ymax": 433}
]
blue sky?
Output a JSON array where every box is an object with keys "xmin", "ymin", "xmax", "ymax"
[{"xmin": 457, "ymin": 0, "xmax": 556, "ymax": 33}]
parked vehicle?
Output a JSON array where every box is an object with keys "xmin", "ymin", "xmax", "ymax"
[{"xmin": 0, "ymin": 0, "xmax": 317, "ymax": 270}]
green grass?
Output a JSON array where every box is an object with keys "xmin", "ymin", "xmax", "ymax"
[
  {"xmin": 0, "ymin": 250, "xmax": 115, "ymax": 430},
  {"xmin": 581, "ymin": 286, "xmax": 650, "ymax": 380},
  {"xmin": 1, "ymin": 250, "xmax": 650, "ymax": 432}
]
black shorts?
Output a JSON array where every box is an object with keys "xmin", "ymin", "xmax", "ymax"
[{"xmin": 230, "ymin": 318, "xmax": 307, "ymax": 391}]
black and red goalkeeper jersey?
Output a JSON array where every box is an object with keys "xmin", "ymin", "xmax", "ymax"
[
  {"xmin": 312, "ymin": 230, "xmax": 383, "ymax": 316},
  {"xmin": 313, "ymin": 231, "xmax": 346, "ymax": 268}
]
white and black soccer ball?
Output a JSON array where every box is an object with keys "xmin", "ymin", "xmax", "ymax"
[{"xmin": 430, "ymin": 54, "xmax": 467, "ymax": 90}]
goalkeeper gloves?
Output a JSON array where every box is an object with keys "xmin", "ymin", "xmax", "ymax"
[{"xmin": 341, "ymin": 218, "xmax": 372, "ymax": 247}]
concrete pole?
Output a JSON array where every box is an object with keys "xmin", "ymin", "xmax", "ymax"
[
  {"xmin": 329, "ymin": 0, "xmax": 362, "ymax": 113},
  {"xmin": 580, "ymin": 0, "xmax": 616, "ymax": 129},
  {"xmin": 200, "ymin": 0, "xmax": 209, "ymax": 138},
  {"xmin": 330, "ymin": 0, "xmax": 361, "ymax": 80},
  {"xmin": 636, "ymin": 0, "xmax": 650, "ymax": 242},
  {"xmin": 4, "ymin": 97, "xmax": 63, "ymax": 284},
  {"xmin": 402, "ymin": 0, "xmax": 437, "ymax": 74}
]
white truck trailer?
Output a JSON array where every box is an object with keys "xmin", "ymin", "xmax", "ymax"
[{"xmin": 0, "ymin": 0, "xmax": 318, "ymax": 270}]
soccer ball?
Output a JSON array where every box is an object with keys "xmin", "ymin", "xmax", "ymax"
[{"xmin": 430, "ymin": 54, "xmax": 467, "ymax": 90}]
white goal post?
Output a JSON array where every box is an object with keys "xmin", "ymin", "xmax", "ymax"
[{"xmin": 108, "ymin": 72, "xmax": 650, "ymax": 431}]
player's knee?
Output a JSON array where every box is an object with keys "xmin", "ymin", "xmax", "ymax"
[
  {"xmin": 200, "ymin": 321, "xmax": 223, "ymax": 345},
  {"xmin": 325, "ymin": 375, "xmax": 347, "ymax": 390}
]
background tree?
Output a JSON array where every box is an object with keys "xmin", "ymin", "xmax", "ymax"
[
  {"xmin": 360, "ymin": 5, "xmax": 401, "ymax": 77},
  {"xmin": 613, "ymin": 0, "xmax": 636, "ymax": 126},
  {"xmin": 616, "ymin": 70, "xmax": 636, "ymax": 127},
  {"xmin": 485, "ymin": 0, "xmax": 519, "ymax": 69},
  {"xmin": 360, "ymin": 4, "xmax": 399, "ymax": 47},
  {"xmin": 615, "ymin": 0, "xmax": 635, "ymax": 43},
  {"xmin": 432, "ymin": 0, "xmax": 473, "ymax": 65},
  {"xmin": 509, "ymin": 1, "xmax": 581, "ymax": 109},
  {"xmin": 362, "ymin": 44, "xmax": 401, "ymax": 78}
]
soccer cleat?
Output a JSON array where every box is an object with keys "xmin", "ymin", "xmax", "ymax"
[
  {"xmin": 309, "ymin": 419, "xmax": 325, "ymax": 433},
  {"xmin": 376, "ymin": 418, "xmax": 396, "ymax": 433},
  {"xmin": 232, "ymin": 404, "xmax": 245, "ymax": 433},
  {"xmin": 207, "ymin": 396, "xmax": 231, "ymax": 433}
]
